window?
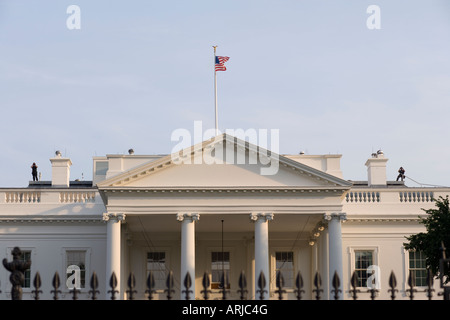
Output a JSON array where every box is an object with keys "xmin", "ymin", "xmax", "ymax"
[
  {"xmin": 66, "ymin": 250, "xmax": 86, "ymax": 289},
  {"xmin": 354, "ymin": 250, "xmax": 374, "ymax": 288},
  {"xmin": 211, "ymin": 252, "xmax": 230, "ymax": 289},
  {"xmin": 409, "ymin": 251, "xmax": 427, "ymax": 287},
  {"xmin": 147, "ymin": 252, "xmax": 166, "ymax": 290},
  {"xmin": 275, "ymin": 252, "xmax": 294, "ymax": 288},
  {"xmin": 19, "ymin": 250, "xmax": 32, "ymax": 288}
]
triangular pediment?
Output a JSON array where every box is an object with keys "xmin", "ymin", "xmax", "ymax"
[{"xmin": 97, "ymin": 134, "xmax": 352, "ymax": 190}]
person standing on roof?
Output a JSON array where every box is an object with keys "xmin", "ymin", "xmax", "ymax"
[
  {"xmin": 31, "ymin": 162, "xmax": 38, "ymax": 181},
  {"xmin": 396, "ymin": 167, "xmax": 405, "ymax": 181}
]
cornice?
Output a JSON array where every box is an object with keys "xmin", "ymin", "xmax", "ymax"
[
  {"xmin": 345, "ymin": 217, "xmax": 421, "ymax": 223},
  {"xmin": 0, "ymin": 215, "xmax": 103, "ymax": 224},
  {"xmin": 99, "ymin": 186, "xmax": 349, "ymax": 194}
]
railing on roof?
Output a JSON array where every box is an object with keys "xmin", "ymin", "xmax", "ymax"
[
  {"xmin": 59, "ymin": 191, "xmax": 96, "ymax": 203},
  {"xmin": 345, "ymin": 191, "xmax": 380, "ymax": 203},
  {"xmin": 3, "ymin": 190, "xmax": 96, "ymax": 204},
  {"xmin": 5, "ymin": 191, "xmax": 41, "ymax": 203},
  {"xmin": 345, "ymin": 190, "xmax": 436, "ymax": 204},
  {"xmin": 399, "ymin": 191, "xmax": 434, "ymax": 203}
]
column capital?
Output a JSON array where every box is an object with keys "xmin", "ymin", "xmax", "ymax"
[
  {"xmin": 250, "ymin": 212, "xmax": 274, "ymax": 222},
  {"xmin": 323, "ymin": 212, "xmax": 346, "ymax": 223},
  {"xmin": 176, "ymin": 213, "xmax": 200, "ymax": 222},
  {"xmin": 102, "ymin": 213, "xmax": 126, "ymax": 222}
]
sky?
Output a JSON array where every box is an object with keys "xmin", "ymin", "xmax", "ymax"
[{"xmin": 1, "ymin": 0, "xmax": 450, "ymax": 188}]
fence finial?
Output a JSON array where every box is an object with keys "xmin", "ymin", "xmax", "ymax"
[
  {"xmin": 275, "ymin": 271, "xmax": 286, "ymax": 300},
  {"xmin": 425, "ymin": 269, "xmax": 434, "ymax": 300},
  {"xmin": 313, "ymin": 271, "xmax": 323, "ymax": 300},
  {"xmin": 331, "ymin": 271, "xmax": 341, "ymax": 300},
  {"xmin": 256, "ymin": 271, "xmax": 267, "ymax": 300},
  {"xmin": 32, "ymin": 272, "xmax": 42, "ymax": 300},
  {"xmin": 89, "ymin": 272, "xmax": 100, "ymax": 300},
  {"xmin": 127, "ymin": 272, "xmax": 137, "ymax": 300},
  {"xmin": 388, "ymin": 271, "xmax": 397, "ymax": 300},
  {"xmin": 146, "ymin": 271, "xmax": 156, "ymax": 300},
  {"xmin": 165, "ymin": 271, "xmax": 175, "ymax": 300},
  {"xmin": 51, "ymin": 271, "xmax": 61, "ymax": 300},
  {"xmin": 220, "ymin": 272, "xmax": 230, "ymax": 300},
  {"xmin": 294, "ymin": 271, "xmax": 305, "ymax": 300},
  {"xmin": 238, "ymin": 270, "xmax": 248, "ymax": 300},
  {"xmin": 349, "ymin": 271, "xmax": 360, "ymax": 300},
  {"xmin": 406, "ymin": 270, "xmax": 417, "ymax": 300},
  {"xmin": 182, "ymin": 272, "xmax": 193, "ymax": 300},
  {"xmin": 108, "ymin": 272, "xmax": 118, "ymax": 300},
  {"xmin": 201, "ymin": 272, "xmax": 211, "ymax": 300}
]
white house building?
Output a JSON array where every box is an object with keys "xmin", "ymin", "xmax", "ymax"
[{"xmin": 0, "ymin": 133, "xmax": 447, "ymax": 300}]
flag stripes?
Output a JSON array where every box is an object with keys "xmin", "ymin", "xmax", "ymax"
[{"xmin": 215, "ymin": 56, "xmax": 230, "ymax": 71}]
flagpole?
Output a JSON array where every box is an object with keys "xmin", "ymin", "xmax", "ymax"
[{"xmin": 213, "ymin": 45, "xmax": 218, "ymax": 136}]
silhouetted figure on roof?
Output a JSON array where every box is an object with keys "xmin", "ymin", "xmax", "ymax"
[
  {"xmin": 396, "ymin": 167, "xmax": 405, "ymax": 181},
  {"xmin": 31, "ymin": 162, "xmax": 38, "ymax": 181}
]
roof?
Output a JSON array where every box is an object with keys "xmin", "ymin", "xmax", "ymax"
[{"xmin": 27, "ymin": 181, "xmax": 94, "ymax": 188}]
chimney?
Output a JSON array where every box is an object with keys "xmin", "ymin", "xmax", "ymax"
[
  {"xmin": 365, "ymin": 150, "xmax": 388, "ymax": 187},
  {"xmin": 50, "ymin": 151, "xmax": 72, "ymax": 187}
]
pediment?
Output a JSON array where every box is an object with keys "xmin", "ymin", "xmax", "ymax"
[{"xmin": 97, "ymin": 134, "xmax": 352, "ymax": 190}]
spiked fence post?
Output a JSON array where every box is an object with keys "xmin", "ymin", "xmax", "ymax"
[
  {"xmin": 70, "ymin": 285, "xmax": 80, "ymax": 300},
  {"xmin": 388, "ymin": 271, "xmax": 398, "ymax": 300},
  {"xmin": 368, "ymin": 287, "xmax": 377, "ymax": 300},
  {"xmin": 127, "ymin": 272, "xmax": 137, "ymax": 300},
  {"xmin": 237, "ymin": 270, "xmax": 248, "ymax": 300},
  {"xmin": 350, "ymin": 271, "xmax": 360, "ymax": 300},
  {"xmin": 221, "ymin": 272, "xmax": 229, "ymax": 300},
  {"xmin": 183, "ymin": 272, "xmax": 193, "ymax": 300},
  {"xmin": 406, "ymin": 270, "xmax": 417, "ymax": 300},
  {"xmin": 108, "ymin": 272, "xmax": 118, "ymax": 300},
  {"xmin": 331, "ymin": 271, "xmax": 341, "ymax": 300},
  {"xmin": 312, "ymin": 271, "xmax": 323, "ymax": 300},
  {"xmin": 146, "ymin": 271, "xmax": 156, "ymax": 300},
  {"xmin": 165, "ymin": 270, "xmax": 175, "ymax": 300},
  {"xmin": 201, "ymin": 272, "xmax": 211, "ymax": 300},
  {"xmin": 425, "ymin": 269, "xmax": 434, "ymax": 300},
  {"xmin": 294, "ymin": 271, "xmax": 305, "ymax": 300},
  {"xmin": 438, "ymin": 241, "xmax": 450, "ymax": 300},
  {"xmin": 365, "ymin": 268, "xmax": 379, "ymax": 301},
  {"xmin": 51, "ymin": 272, "xmax": 61, "ymax": 300},
  {"xmin": 89, "ymin": 272, "xmax": 100, "ymax": 300},
  {"xmin": 257, "ymin": 271, "xmax": 267, "ymax": 300},
  {"xmin": 275, "ymin": 271, "xmax": 286, "ymax": 300},
  {"xmin": 32, "ymin": 272, "xmax": 42, "ymax": 300}
]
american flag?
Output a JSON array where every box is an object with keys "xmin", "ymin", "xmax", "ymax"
[{"xmin": 215, "ymin": 56, "xmax": 229, "ymax": 71}]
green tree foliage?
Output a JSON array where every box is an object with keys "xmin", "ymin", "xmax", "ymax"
[{"xmin": 404, "ymin": 196, "xmax": 450, "ymax": 282}]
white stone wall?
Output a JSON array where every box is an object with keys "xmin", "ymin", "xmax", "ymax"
[{"xmin": 0, "ymin": 223, "xmax": 107, "ymax": 300}]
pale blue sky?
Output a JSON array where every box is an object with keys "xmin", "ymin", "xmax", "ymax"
[{"xmin": 1, "ymin": 0, "xmax": 450, "ymax": 187}]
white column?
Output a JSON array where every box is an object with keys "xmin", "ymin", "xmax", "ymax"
[
  {"xmin": 250, "ymin": 212, "xmax": 273, "ymax": 300},
  {"xmin": 310, "ymin": 240, "xmax": 318, "ymax": 287},
  {"xmin": 177, "ymin": 213, "xmax": 199, "ymax": 300},
  {"xmin": 103, "ymin": 213, "xmax": 125, "ymax": 299},
  {"xmin": 324, "ymin": 212, "xmax": 346, "ymax": 300}
]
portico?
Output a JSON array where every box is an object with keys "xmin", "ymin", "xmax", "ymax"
[{"xmin": 97, "ymin": 134, "xmax": 351, "ymax": 299}]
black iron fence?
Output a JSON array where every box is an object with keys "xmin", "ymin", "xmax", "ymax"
[{"xmin": 2, "ymin": 246, "xmax": 449, "ymax": 301}]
